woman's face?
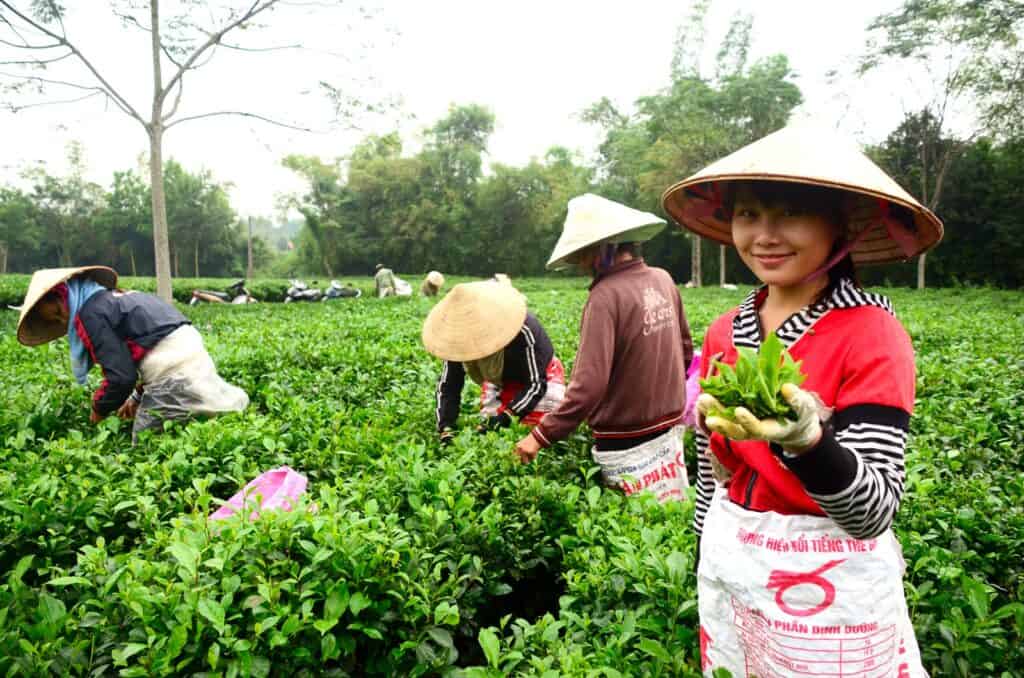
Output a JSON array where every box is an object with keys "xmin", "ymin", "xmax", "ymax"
[
  {"xmin": 571, "ymin": 247, "xmax": 600, "ymax": 277},
  {"xmin": 731, "ymin": 188, "xmax": 840, "ymax": 290},
  {"xmin": 36, "ymin": 297, "xmax": 69, "ymax": 325}
]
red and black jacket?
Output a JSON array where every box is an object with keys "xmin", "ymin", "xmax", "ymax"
[
  {"xmin": 694, "ymin": 279, "xmax": 915, "ymax": 541},
  {"xmin": 74, "ymin": 290, "xmax": 189, "ymax": 416}
]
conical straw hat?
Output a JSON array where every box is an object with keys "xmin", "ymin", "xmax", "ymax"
[
  {"xmin": 660, "ymin": 125, "xmax": 944, "ymax": 264},
  {"xmin": 546, "ymin": 194, "xmax": 666, "ymax": 270},
  {"xmin": 426, "ymin": 270, "xmax": 445, "ymax": 288},
  {"xmin": 422, "ymin": 281, "xmax": 527, "ymax": 362},
  {"xmin": 17, "ymin": 266, "xmax": 118, "ymax": 346}
]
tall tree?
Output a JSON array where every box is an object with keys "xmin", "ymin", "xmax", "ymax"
[
  {"xmin": 859, "ymin": 0, "xmax": 1024, "ymax": 286},
  {"xmin": 91, "ymin": 169, "xmax": 153, "ymax": 275},
  {"xmin": 22, "ymin": 141, "xmax": 104, "ymax": 267},
  {"xmin": 585, "ymin": 9, "xmax": 801, "ymax": 285},
  {"xmin": 0, "ymin": 186, "xmax": 38, "ymax": 273},
  {"xmin": 863, "ymin": 0, "xmax": 1024, "ymax": 138},
  {"xmin": 0, "ymin": 1, "xmax": 372, "ymax": 300}
]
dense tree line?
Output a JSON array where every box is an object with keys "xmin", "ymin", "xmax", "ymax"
[
  {"xmin": 0, "ymin": 144, "xmax": 269, "ymax": 277},
  {"xmin": 2, "ymin": 1, "xmax": 1022, "ymax": 287}
]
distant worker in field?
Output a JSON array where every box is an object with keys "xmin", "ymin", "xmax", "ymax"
[
  {"xmin": 514, "ymin": 194, "xmax": 695, "ymax": 503},
  {"xmin": 422, "ymin": 280, "xmax": 566, "ymax": 445},
  {"xmin": 374, "ymin": 263, "xmax": 396, "ymax": 298},
  {"xmin": 661, "ymin": 125, "xmax": 943, "ymax": 675},
  {"xmin": 16, "ymin": 266, "xmax": 249, "ymax": 441},
  {"xmin": 420, "ymin": 270, "xmax": 445, "ymax": 297}
]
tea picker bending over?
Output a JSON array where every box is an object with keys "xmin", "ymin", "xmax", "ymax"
[
  {"xmin": 16, "ymin": 266, "xmax": 249, "ymax": 441},
  {"xmin": 661, "ymin": 125, "xmax": 943, "ymax": 675},
  {"xmin": 422, "ymin": 279, "xmax": 565, "ymax": 445},
  {"xmin": 514, "ymin": 194, "xmax": 695, "ymax": 502},
  {"xmin": 420, "ymin": 270, "xmax": 445, "ymax": 297},
  {"xmin": 374, "ymin": 263, "xmax": 396, "ymax": 298}
]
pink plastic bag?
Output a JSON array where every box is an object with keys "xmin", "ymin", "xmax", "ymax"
[
  {"xmin": 209, "ymin": 466, "xmax": 308, "ymax": 521},
  {"xmin": 682, "ymin": 349, "xmax": 702, "ymax": 429}
]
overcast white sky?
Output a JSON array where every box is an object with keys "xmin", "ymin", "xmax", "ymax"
[{"xmin": 1, "ymin": 0, "xmax": 937, "ymax": 219}]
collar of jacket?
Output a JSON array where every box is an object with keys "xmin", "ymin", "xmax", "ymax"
[{"xmin": 589, "ymin": 257, "xmax": 646, "ymax": 291}]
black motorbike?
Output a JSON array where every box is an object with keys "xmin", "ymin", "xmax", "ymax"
[
  {"xmin": 190, "ymin": 280, "xmax": 256, "ymax": 305},
  {"xmin": 323, "ymin": 280, "xmax": 362, "ymax": 300},
  {"xmin": 284, "ymin": 279, "xmax": 323, "ymax": 303}
]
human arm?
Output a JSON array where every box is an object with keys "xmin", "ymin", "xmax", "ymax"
[
  {"xmin": 76, "ymin": 313, "xmax": 137, "ymax": 418},
  {"xmin": 530, "ymin": 297, "xmax": 615, "ymax": 448},
  {"xmin": 502, "ymin": 319, "xmax": 551, "ymax": 422},
  {"xmin": 675, "ymin": 289, "xmax": 694, "ymax": 369},
  {"xmin": 436, "ymin": 360, "xmax": 466, "ymax": 433}
]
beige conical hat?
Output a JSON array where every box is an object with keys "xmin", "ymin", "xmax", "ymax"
[
  {"xmin": 426, "ymin": 271, "xmax": 445, "ymax": 288},
  {"xmin": 660, "ymin": 125, "xmax": 944, "ymax": 265},
  {"xmin": 546, "ymin": 194, "xmax": 667, "ymax": 270},
  {"xmin": 422, "ymin": 281, "xmax": 527, "ymax": 362},
  {"xmin": 17, "ymin": 266, "xmax": 118, "ymax": 346}
]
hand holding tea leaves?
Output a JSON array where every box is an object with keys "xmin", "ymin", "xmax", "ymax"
[{"xmin": 698, "ymin": 335, "xmax": 829, "ymax": 453}]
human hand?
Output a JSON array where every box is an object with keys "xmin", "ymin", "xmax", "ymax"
[
  {"xmin": 476, "ymin": 412, "xmax": 512, "ymax": 433},
  {"xmin": 701, "ymin": 384, "xmax": 828, "ymax": 455},
  {"xmin": 514, "ymin": 432, "xmax": 541, "ymax": 464},
  {"xmin": 116, "ymin": 398, "xmax": 139, "ymax": 420}
]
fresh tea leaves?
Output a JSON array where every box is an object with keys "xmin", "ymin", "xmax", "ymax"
[{"xmin": 699, "ymin": 333, "xmax": 807, "ymax": 421}]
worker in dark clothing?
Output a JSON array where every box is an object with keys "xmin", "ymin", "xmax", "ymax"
[{"xmin": 17, "ymin": 266, "xmax": 249, "ymax": 440}]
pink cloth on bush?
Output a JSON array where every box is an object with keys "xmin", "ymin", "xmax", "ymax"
[{"xmin": 209, "ymin": 466, "xmax": 308, "ymax": 521}]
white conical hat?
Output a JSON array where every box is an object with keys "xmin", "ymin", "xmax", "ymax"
[
  {"xmin": 660, "ymin": 125, "xmax": 944, "ymax": 265},
  {"xmin": 421, "ymin": 281, "xmax": 528, "ymax": 362},
  {"xmin": 546, "ymin": 194, "xmax": 666, "ymax": 270},
  {"xmin": 17, "ymin": 266, "xmax": 118, "ymax": 346},
  {"xmin": 426, "ymin": 270, "xmax": 445, "ymax": 288}
]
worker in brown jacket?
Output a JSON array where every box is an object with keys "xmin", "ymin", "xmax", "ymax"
[{"xmin": 515, "ymin": 194, "xmax": 695, "ymax": 502}]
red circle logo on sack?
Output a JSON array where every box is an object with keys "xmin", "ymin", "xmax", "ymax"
[{"xmin": 766, "ymin": 559, "xmax": 845, "ymax": 617}]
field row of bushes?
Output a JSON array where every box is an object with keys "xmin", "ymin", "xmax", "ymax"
[{"xmin": 0, "ymin": 280, "xmax": 1021, "ymax": 675}]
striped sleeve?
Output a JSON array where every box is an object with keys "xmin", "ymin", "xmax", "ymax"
[
  {"xmin": 504, "ymin": 325, "xmax": 548, "ymax": 419},
  {"xmin": 782, "ymin": 405, "xmax": 909, "ymax": 539},
  {"xmin": 693, "ymin": 428, "xmax": 716, "ymax": 537},
  {"xmin": 436, "ymin": 361, "xmax": 465, "ymax": 432}
]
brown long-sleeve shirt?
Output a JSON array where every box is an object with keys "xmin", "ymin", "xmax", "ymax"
[{"xmin": 531, "ymin": 258, "xmax": 693, "ymax": 447}]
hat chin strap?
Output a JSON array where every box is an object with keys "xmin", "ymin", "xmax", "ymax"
[{"xmin": 800, "ymin": 199, "xmax": 920, "ymax": 283}]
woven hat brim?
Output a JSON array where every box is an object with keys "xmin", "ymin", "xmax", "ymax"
[
  {"xmin": 17, "ymin": 266, "xmax": 118, "ymax": 346},
  {"xmin": 546, "ymin": 221, "xmax": 666, "ymax": 271},
  {"xmin": 546, "ymin": 194, "xmax": 669, "ymax": 271},
  {"xmin": 421, "ymin": 281, "xmax": 528, "ymax": 362},
  {"xmin": 662, "ymin": 174, "xmax": 944, "ymax": 265}
]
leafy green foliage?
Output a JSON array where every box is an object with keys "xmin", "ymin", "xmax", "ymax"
[
  {"xmin": 699, "ymin": 333, "xmax": 807, "ymax": 421},
  {"xmin": 0, "ymin": 278, "xmax": 1022, "ymax": 675}
]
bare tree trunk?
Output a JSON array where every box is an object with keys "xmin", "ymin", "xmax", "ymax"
[
  {"xmin": 322, "ymin": 254, "xmax": 334, "ymax": 278},
  {"xmin": 173, "ymin": 247, "xmax": 179, "ymax": 277},
  {"xmin": 691, "ymin": 236, "xmax": 702, "ymax": 287},
  {"xmin": 0, "ymin": 243, "xmax": 7, "ymax": 274},
  {"xmin": 148, "ymin": 127, "xmax": 172, "ymax": 300},
  {"xmin": 719, "ymin": 244, "xmax": 726, "ymax": 286},
  {"xmin": 917, "ymin": 254, "xmax": 926, "ymax": 289},
  {"xmin": 246, "ymin": 216, "xmax": 254, "ymax": 279},
  {"xmin": 130, "ymin": 248, "xmax": 137, "ymax": 277},
  {"xmin": 148, "ymin": 0, "xmax": 173, "ymax": 302},
  {"xmin": 194, "ymin": 240, "xmax": 199, "ymax": 278}
]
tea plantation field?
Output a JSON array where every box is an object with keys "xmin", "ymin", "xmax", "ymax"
[{"xmin": 1, "ymin": 277, "xmax": 1022, "ymax": 677}]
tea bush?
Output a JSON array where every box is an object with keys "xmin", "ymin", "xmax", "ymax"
[{"xmin": 0, "ymin": 277, "xmax": 1021, "ymax": 676}]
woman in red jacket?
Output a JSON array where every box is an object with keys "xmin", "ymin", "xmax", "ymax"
[{"xmin": 661, "ymin": 126, "xmax": 943, "ymax": 676}]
